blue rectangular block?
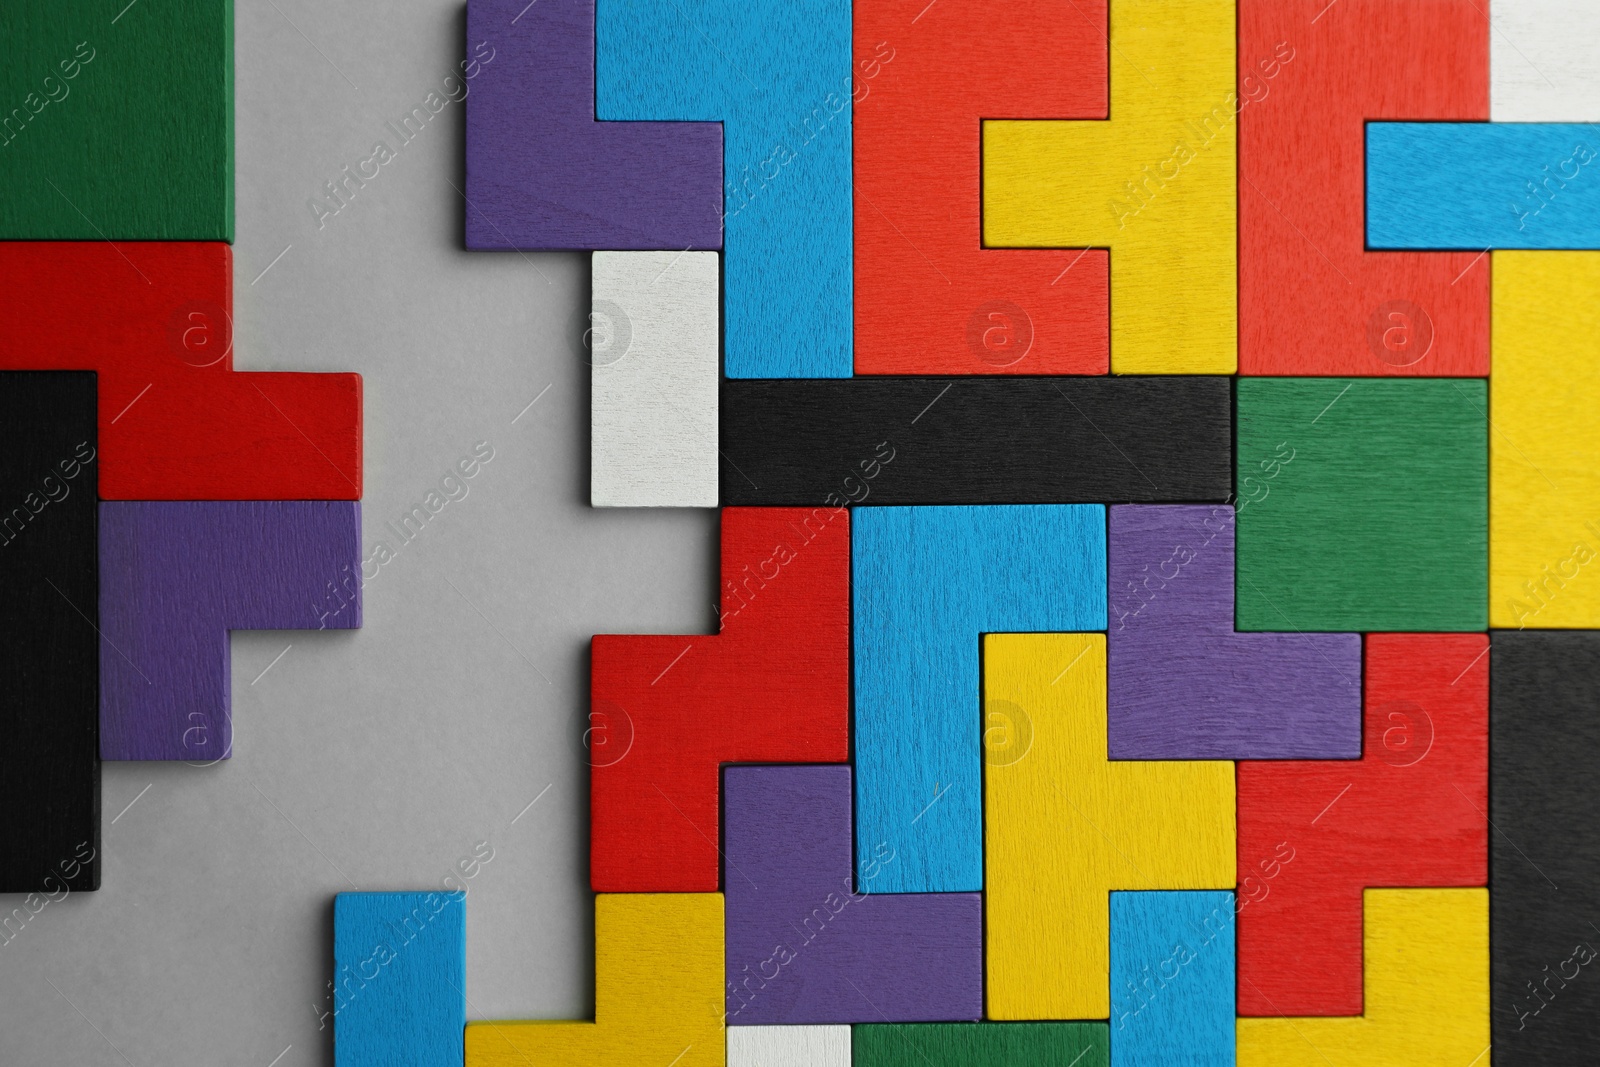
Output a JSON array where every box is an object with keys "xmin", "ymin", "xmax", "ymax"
[
  {"xmin": 334, "ymin": 891, "xmax": 466, "ymax": 1067},
  {"xmin": 1367, "ymin": 122, "xmax": 1600, "ymax": 249},
  {"xmin": 853, "ymin": 505, "xmax": 1106, "ymax": 893},
  {"xmin": 1110, "ymin": 891, "xmax": 1235, "ymax": 1067}
]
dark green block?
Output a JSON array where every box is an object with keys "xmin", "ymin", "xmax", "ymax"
[
  {"xmin": 0, "ymin": 0, "xmax": 232, "ymax": 240},
  {"xmin": 1235, "ymin": 377, "xmax": 1487, "ymax": 632},
  {"xmin": 853, "ymin": 1023, "xmax": 1109, "ymax": 1067}
]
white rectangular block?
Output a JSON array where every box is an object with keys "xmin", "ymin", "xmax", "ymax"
[
  {"xmin": 591, "ymin": 250, "xmax": 719, "ymax": 507},
  {"xmin": 1492, "ymin": 0, "xmax": 1600, "ymax": 121},
  {"xmin": 728, "ymin": 1025, "xmax": 851, "ymax": 1067}
]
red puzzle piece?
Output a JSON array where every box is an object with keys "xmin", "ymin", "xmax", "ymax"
[
  {"xmin": 0, "ymin": 242, "xmax": 361, "ymax": 499},
  {"xmin": 590, "ymin": 507, "xmax": 850, "ymax": 892},
  {"xmin": 1238, "ymin": 0, "xmax": 1488, "ymax": 376},
  {"xmin": 853, "ymin": 0, "xmax": 1108, "ymax": 375},
  {"xmin": 1236, "ymin": 633, "xmax": 1488, "ymax": 1016}
]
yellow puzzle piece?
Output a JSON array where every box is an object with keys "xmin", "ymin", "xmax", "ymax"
[
  {"xmin": 1238, "ymin": 888, "xmax": 1489, "ymax": 1066},
  {"xmin": 984, "ymin": 633, "xmax": 1234, "ymax": 1019},
  {"xmin": 982, "ymin": 0, "xmax": 1236, "ymax": 374},
  {"xmin": 467, "ymin": 893, "xmax": 725, "ymax": 1067}
]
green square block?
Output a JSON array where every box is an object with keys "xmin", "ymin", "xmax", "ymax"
[
  {"xmin": 0, "ymin": 0, "xmax": 232, "ymax": 240},
  {"xmin": 1236, "ymin": 377, "xmax": 1487, "ymax": 632},
  {"xmin": 853, "ymin": 1023, "xmax": 1109, "ymax": 1067}
]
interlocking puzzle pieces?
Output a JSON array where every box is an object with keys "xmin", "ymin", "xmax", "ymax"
[
  {"xmin": 334, "ymin": 892, "xmax": 465, "ymax": 1067},
  {"xmin": 99, "ymin": 501, "xmax": 362, "ymax": 760},
  {"xmin": 0, "ymin": 1, "xmax": 230, "ymax": 240},
  {"xmin": 0, "ymin": 373, "xmax": 98, "ymax": 894},
  {"xmin": 1235, "ymin": 378, "xmax": 1487, "ymax": 632},
  {"xmin": 1236, "ymin": 889, "xmax": 1489, "ymax": 1066},
  {"xmin": 1237, "ymin": 0, "xmax": 1488, "ymax": 375},
  {"xmin": 853, "ymin": 1024, "xmax": 1107, "ymax": 1066},
  {"xmin": 1107, "ymin": 505, "xmax": 1360, "ymax": 759},
  {"xmin": 1236, "ymin": 634, "xmax": 1487, "ymax": 1017},
  {"xmin": 854, "ymin": 506, "xmax": 1105, "ymax": 893},
  {"xmin": 983, "ymin": 0, "xmax": 1235, "ymax": 374},
  {"xmin": 1491, "ymin": 632, "xmax": 1600, "ymax": 1063},
  {"xmin": 0, "ymin": 242, "xmax": 362, "ymax": 499},
  {"xmin": 1110, "ymin": 892, "xmax": 1236, "ymax": 1066},
  {"xmin": 466, "ymin": 894, "xmax": 725, "ymax": 1067},
  {"xmin": 728, "ymin": 1026, "xmax": 849, "ymax": 1067},
  {"xmin": 596, "ymin": 0, "xmax": 850, "ymax": 378},
  {"xmin": 590, "ymin": 507, "xmax": 848, "ymax": 891},
  {"xmin": 463, "ymin": 0, "xmax": 721, "ymax": 250},
  {"xmin": 720, "ymin": 377, "xmax": 1232, "ymax": 507},
  {"xmin": 853, "ymin": 0, "xmax": 1107, "ymax": 375},
  {"xmin": 1490, "ymin": 252, "xmax": 1600, "ymax": 628},
  {"xmin": 985, "ymin": 634, "xmax": 1234, "ymax": 1020},
  {"xmin": 723, "ymin": 766, "xmax": 982, "ymax": 1024}
]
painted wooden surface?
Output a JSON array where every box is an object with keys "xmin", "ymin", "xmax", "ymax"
[
  {"xmin": 99, "ymin": 501, "xmax": 362, "ymax": 761},
  {"xmin": 1492, "ymin": 0, "xmax": 1600, "ymax": 121},
  {"xmin": 463, "ymin": 0, "xmax": 722, "ymax": 250},
  {"xmin": 1238, "ymin": 0, "xmax": 1488, "ymax": 376},
  {"xmin": 596, "ymin": 0, "xmax": 850, "ymax": 378},
  {"xmin": 0, "ymin": 2, "xmax": 231, "ymax": 239},
  {"xmin": 334, "ymin": 892, "xmax": 465, "ymax": 1067},
  {"xmin": 1235, "ymin": 378, "xmax": 1487, "ymax": 632},
  {"xmin": 591, "ymin": 251, "xmax": 718, "ymax": 508},
  {"xmin": 1109, "ymin": 891, "xmax": 1235, "ymax": 1066},
  {"xmin": 719, "ymin": 377, "xmax": 1232, "ymax": 506},
  {"xmin": 1490, "ymin": 252, "xmax": 1600, "ymax": 627},
  {"xmin": 1107, "ymin": 505, "xmax": 1360, "ymax": 759},
  {"xmin": 854, "ymin": 506, "xmax": 1105, "ymax": 894},
  {"xmin": 722, "ymin": 766, "xmax": 982, "ymax": 1024},
  {"xmin": 1236, "ymin": 889, "xmax": 1489, "ymax": 1066},
  {"xmin": 0, "ymin": 242, "xmax": 362, "ymax": 500},
  {"xmin": 727, "ymin": 1026, "xmax": 850, "ymax": 1067},
  {"xmin": 1236, "ymin": 634, "xmax": 1488, "ymax": 1017},
  {"xmin": 853, "ymin": 0, "xmax": 1107, "ymax": 375},
  {"xmin": 466, "ymin": 893, "xmax": 725, "ymax": 1067},
  {"xmin": 984, "ymin": 634, "xmax": 1234, "ymax": 1021},
  {"xmin": 983, "ymin": 0, "xmax": 1235, "ymax": 374},
  {"xmin": 853, "ymin": 1023, "xmax": 1108, "ymax": 1066},
  {"xmin": 1490, "ymin": 632, "xmax": 1600, "ymax": 1063},
  {"xmin": 1368, "ymin": 122, "xmax": 1600, "ymax": 249},
  {"xmin": 0, "ymin": 373, "xmax": 98, "ymax": 894},
  {"xmin": 590, "ymin": 508, "xmax": 848, "ymax": 891}
]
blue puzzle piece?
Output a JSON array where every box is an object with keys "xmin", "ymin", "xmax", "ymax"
[
  {"xmin": 1367, "ymin": 122, "xmax": 1600, "ymax": 249},
  {"xmin": 1111, "ymin": 891, "xmax": 1236, "ymax": 1067},
  {"xmin": 333, "ymin": 891, "xmax": 466, "ymax": 1067},
  {"xmin": 596, "ymin": 0, "xmax": 852, "ymax": 378},
  {"xmin": 853, "ymin": 505, "xmax": 1106, "ymax": 893}
]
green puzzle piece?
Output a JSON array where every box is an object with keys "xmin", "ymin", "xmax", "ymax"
[
  {"xmin": 854, "ymin": 1023, "xmax": 1109, "ymax": 1067},
  {"xmin": 0, "ymin": 0, "xmax": 232, "ymax": 240},
  {"xmin": 1236, "ymin": 377, "xmax": 1488, "ymax": 632}
]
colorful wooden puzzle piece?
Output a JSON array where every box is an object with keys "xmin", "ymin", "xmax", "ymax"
[
  {"xmin": 1109, "ymin": 891, "xmax": 1236, "ymax": 1066},
  {"xmin": 334, "ymin": 892, "xmax": 466, "ymax": 1067}
]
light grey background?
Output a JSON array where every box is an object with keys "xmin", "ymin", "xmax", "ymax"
[{"xmin": 0, "ymin": 2, "xmax": 714, "ymax": 1063}]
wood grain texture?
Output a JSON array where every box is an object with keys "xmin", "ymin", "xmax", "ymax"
[
  {"xmin": 0, "ymin": 2, "xmax": 231, "ymax": 239},
  {"xmin": 1109, "ymin": 891, "xmax": 1235, "ymax": 1066},
  {"xmin": 466, "ymin": 894, "xmax": 725, "ymax": 1067},
  {"xmin": 0, "ymin": 242, "xmax": 362, "ymax": 500},
  {"xmin": 1107, "ymin": 505, "xmax": 1361, "ymax": 759},
  {"xmin": 983, "ymin": 0, "xmax": 1235, "ymax": 374},
  {"xmin": 1492, "ymin": 0, "xmax": 1600, "ymax": 121},
  {"xmin": 596, "ymin": 0, "xmax": 850, "ymax": 378},
  {"xmin": 591, "ymin": 251, "xmax": 718, "ymax": 507},
  {"xmin": 722, "ymin": 766, "xmax": 982, "ymax": 1024},
  {"xmin": 0, "ymin": 373, "xmax": 98, "ymax": 894},
  {"xmin": 984, "ymin": 634, "xmax": 1234, "ymax": 1021},
  {"xmin": 854, "ymin": 506, "xmax": 1105, "ymax": 894},
  {"xmin": 1235, "ymin": 378, "xmax": 1487, "ymax": 632},
  {"xmin": 333, "ymin": 892, "xmax": 465, "ymax": 1067},
  {"xmin": 727, "ymin": 1026, "xmax": 849, "ymax": 1067},
  {"xmin": 1236, "ymin": 634, "xmax": 1488, "ymax": 1017},
  {"xmin": 853, "ymin": 0, "xmax": 1108, "ymax": 375},
  {"xmin": 1236, "ymin": 889, "xmax": 1489, "ymax": 1066},
  {"xmin": 1490, "ymin": 631, "xmax": 1600, "ymax": 1064},
  {"xmin": 853, "ymin": 1023, "xmax": 1108, "ymax": 1066},
  {"xmin": 1238, "ymin": 0, "xmax": 1488, "ymax": 376},
  {"xmin": 720, "ymin": 377, "xmax": 1232, "ymax": 506},
  {"xmin": 590, "ymin": 508, "xmax": 848, "ymax": 891},
  {"xmin": 1367, "ymin": 122, "xmax": 1600, "ymax": 249},
  {"xmin": 99, "ymin": 501, "xmax": 362, "ymax": 761},
  {"xmin": 463, "ymin": 0, "xmax": 722, "ymax": 250}
]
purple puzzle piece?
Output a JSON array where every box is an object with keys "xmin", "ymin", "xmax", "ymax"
[
  {"xmin": 100, "ymin": 501, "xmax": 361, "ymax": 761},
  {"xmin": 464, "ymin": 0, "xmax": 723, "ymax": 250},
  {"xmin": 1108, "ymin": 505, "xmax": 1360, "ymax": 759},
  {"xmin": 723, "ymin": 765, "xmax": 982, "ymax": 1024}
]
